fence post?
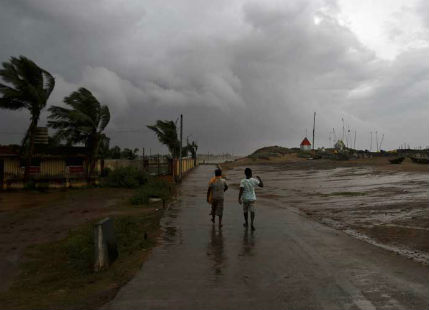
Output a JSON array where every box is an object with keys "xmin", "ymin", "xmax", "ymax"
[{"xmin": 142, "ymin": 147, "xmax": 145, "ymax": 172}]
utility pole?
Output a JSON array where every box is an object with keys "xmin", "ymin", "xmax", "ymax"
[
  {"xmin": 375, "ymin": 131, "xmax": 379, "ymax": 152},
  {"xmin": 333, "ymin": 128, "xmax": 336, "ymax": 146},
  {"xmin": 142, "ymin": 147, "xmax": 145, "ymax": 172},
  {"xmin": 312, "ymin": 112, "xmax": 316, "ymax": 150},
  {"xmin": 379, "ymin": 134, "xmax": 384, "ymax": 151},
  {"xmin": 179, "ymin": 114, "xmax": 183, "ymax": 180},
  {"xmin": 354, "ymin": 130, "xmax": 357, "ymax": 150},
  {"xmin": 157, "ymin": 153, "xmax": 160, "ymax": 175},
  {"xmin": 370, "ymin": 131, "xmax": 372, "ymax": 151}
]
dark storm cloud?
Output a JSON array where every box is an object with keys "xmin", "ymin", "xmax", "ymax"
[{"xmin": 0, "ymin": 0, "xmax": 427, "ymax": 153}]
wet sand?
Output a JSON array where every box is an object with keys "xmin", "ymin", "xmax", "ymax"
[{"xmin": 105, "ymin": 165, "xmax": 429, "ymax": 309}]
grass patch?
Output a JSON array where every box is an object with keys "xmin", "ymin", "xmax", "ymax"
[
  {"xmin": 320, "ymin": 191, "xmax": 367, "ymax": 197},
  {"xmin": 0, "ymin": 211, "xmax": 163, "ymax": 309},
  {"xmin": 101, "ymin": 166, "xmax": 148, "ymax": 188},
  {"xmin": 130, "ymin": 177, "xmax": 174, "ymax": 205},
  {"xmin": 297, "ymin": 151, "xmax": 313, "ymax": 159}
]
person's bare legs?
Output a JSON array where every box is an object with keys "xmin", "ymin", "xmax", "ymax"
[
  {"xmin": 211, "ymin": 204, "xmax": 216, "ymax": 223},
  {"xmin": 251, "ymin": 212, "xmax": 255, "ymax": 230},
  {"xmin": 243, "ymin": 212, "xmax": 248, "ymax": 227}
]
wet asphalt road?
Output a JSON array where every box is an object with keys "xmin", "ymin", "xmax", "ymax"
[{"xmin": 105, "ymin": 165, "xmax": 429, "ymax": 310}]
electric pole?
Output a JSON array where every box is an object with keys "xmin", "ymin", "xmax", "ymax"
[
  {"xmin": 312, "ymin": 112, "xmax": 316, "ymax": 150},
  {"xmin": 179, "ymin": 114, "xmax": 183, "ymax": 180},
  {"xmin": 375, "ymin": 131, "xmax": 379, "ymax": 152},
  {"xmin": 354, "ymin": 130, "xmax": 357, "ymax": 150},
  {"xmin": 142, "ymin": 147, "xmax": 145, "ymax": 172},
  {"xmin": 370, "ymin": 131, "xmax": 372, "ymax": 151}
]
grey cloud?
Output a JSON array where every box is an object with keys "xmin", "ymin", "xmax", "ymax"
[{"xmin": 0, "ymin": 0, "xmax": 428, "ymax": 153}]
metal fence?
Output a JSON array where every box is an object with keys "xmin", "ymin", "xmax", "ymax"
[
  {"xmin": 104, "ymin": 156, "xmax": 171, "ymax": 176},
  {"xmin": 104, "ymin": 156, "xmax": 197, "ymax": 179}
]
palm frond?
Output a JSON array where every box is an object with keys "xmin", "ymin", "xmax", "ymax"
[
  {"xmin": 48, "ymin": 87, "xmax": 110, "ymax": 155},
  {"xmin": 0, "ymin": 56, "xmax": 55, "ymax": 160}
]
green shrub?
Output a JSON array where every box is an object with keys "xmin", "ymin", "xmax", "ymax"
[
  {"xmin": 100, "ymin": 167, "xmax": 111, "ymax": 177},
  {"xmin": 335, "ymin": 152, "xmax": 350, "ymax": 160},
  {"xmin": 130, "ymin": 177, "xmax": 173, "ymax": 205},
  {"xmin": 24, "ymin": 180, "xmax": 36, "ymax": 190},
  {"xmin": 102, "ymin": 166, "xmax": 148, "ymax": 188},
  {"xmin": 297, "ymin": 151, "xmax": 312, "ymax": 158}
]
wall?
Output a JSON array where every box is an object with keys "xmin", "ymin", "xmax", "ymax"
[
  {"xmin": 41, "ymin": 159, "xmax": 66, "ymax": 176},
  {"xmin": 104, "ymin": 159, "xmax": 143, "ymax": 171},
  {"xmin": 172, "ymin": 157, "xmax": 197, "ymax": 180},
  {"xmin": 4, "ymin": 158, "xmax": 20, "ymax": 178},
  {"xmin": 1, "ymin": 157, "xmax": 98, "ymax": 189}
]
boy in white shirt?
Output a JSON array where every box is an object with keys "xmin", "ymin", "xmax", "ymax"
[{"xmin": 238, "ymin": 168, "xmax": 264, "ymax": 231}]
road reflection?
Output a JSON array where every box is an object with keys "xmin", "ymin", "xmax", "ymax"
[
  {"xmin": 207, "ymin": 226, "xmax": 225, "ymax": 275},
  {"xmin": 241, "ymin": 228, "xmax": 255, "ymax": 257}
]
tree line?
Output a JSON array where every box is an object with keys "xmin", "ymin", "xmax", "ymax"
[{"xmin": 0, "ymin": 56, "xmax": 197, "ymax": 183}]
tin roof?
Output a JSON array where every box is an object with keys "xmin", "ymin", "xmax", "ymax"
[{"xmin": 0, "ymin": 145, "xmax": 87, "ymax": 158}]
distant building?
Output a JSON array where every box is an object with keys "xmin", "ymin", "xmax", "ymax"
[
  {"xmin": 0, "ymin": 145, "xmax": 98, "ymax": 189},
  {"xmin": 300, "ymin": 137, "xmax": 311, "ymax": 151}
]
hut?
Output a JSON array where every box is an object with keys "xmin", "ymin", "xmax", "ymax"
[
  {"xmin": 300, "ymin": 137, "xmax": 311, "ymax": 151},
  {"xmin": 0, "ymin": 144, "xmax": 99, "ymax": 189}
]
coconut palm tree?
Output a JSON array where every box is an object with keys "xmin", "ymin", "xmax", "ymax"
[
  {"xmin": 187, "ymin": 140, "xmax": 198, "ymax": 159},
  {"xmin": 0, "ymin": 56, "xmax": 55, "ymax": 181},
  {"xmin": 48, "ymin": 87, "xmax": 110, "ymax": 183},
  {"xmin": 147, "ymin": 120, "xmax": 180, "ymax": 158}
]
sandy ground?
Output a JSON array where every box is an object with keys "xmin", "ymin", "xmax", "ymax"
[
  {"xmin": 223, "ymin": 158, "xmax": 429, "ymax": 264},
  {"xmin": 105, "ymin": 165, "xmax": 429, "ymax": 310},
  {"xmin": 0, "ymin": 188, "xmax": 137, "ymax": 292}
]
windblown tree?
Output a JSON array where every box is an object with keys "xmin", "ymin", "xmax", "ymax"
[
  {"xmin": 0, "ymin": 56, "xmax": 55, "ymax": 181},
  {"xmin": 98, "ymin": 134, "xmax": 110, "ymax": 159},
  {"xmin": 147, "ymin": 120, "xmax": 180, "ymax": 158},
  {"xmin": 108, "ymin": 145, "xmax": 121, "ymax": 159},
  {"xmin": 187, "ymin": 140, "xmax": 198, "ymax": 159},
  {"xmin": 97, "ymin": 134, "xmax": 110, "ymax": 173},
  {"xmin": 48, "ymin": 88, "xmax": 110, "ymax": 183},
  {"xmin": 121, "ymin": 148, "xmax": 139, "ymax": 160}
]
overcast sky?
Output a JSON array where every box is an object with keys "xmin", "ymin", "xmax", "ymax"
[{"xmin": 0, "ymin": 0, "xmax": 428, "ymax": 155}]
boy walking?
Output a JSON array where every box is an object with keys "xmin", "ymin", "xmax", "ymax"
[
  {"xmin": 207, "ymin": 168, "xmax": 228, "ymax": 227},
  {"xmin": 238, "ymin": 168, "xmax": 264, "ymax": 231}
]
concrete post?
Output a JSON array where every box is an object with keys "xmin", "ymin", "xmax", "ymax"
[{"xmin": 94, "ymin": 217, "xmax": 118, "ymax": 272}]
